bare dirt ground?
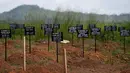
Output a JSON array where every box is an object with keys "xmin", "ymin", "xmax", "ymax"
[{"xmin": 0, "ymin": 39, "xmax": 130, "ymax": 73}]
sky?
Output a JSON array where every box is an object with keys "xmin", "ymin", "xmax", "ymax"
[{"xmin": 0, "ymin": 0, "xmax": 130, "ymax": 15}]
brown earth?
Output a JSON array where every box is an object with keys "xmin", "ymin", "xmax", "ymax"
[{"xmin": 0, "ymin": 39, "xmax": 129, "ymax": 73}]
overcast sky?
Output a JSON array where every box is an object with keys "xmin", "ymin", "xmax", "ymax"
[{"xmin": 0, "ymin": 0, "xmax": 130, "ymax": 15}]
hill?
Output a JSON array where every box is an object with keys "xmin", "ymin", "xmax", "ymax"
[{"xmin": 0, "ymin": 4, "xmax": 130, "ymax": 23}]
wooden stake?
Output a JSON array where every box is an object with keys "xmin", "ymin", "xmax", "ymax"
[
  {"xmin": 48, "ymin": 35, "xmax": 50, "ymax": 51},
  {"xmin": 56, "ymin": 42, "xmax": 59, "ymax": 63},
  {"xmin": 64, "ymin": 49, "xmax": 67, "ymax": 73},
  {"xmin": 5, "ymin": 38, "xmax": 7, "ymax": 61},
  {"xmin": 95, "ymin": 35, "xmax": 97, "ymax": 53},
  {"xmin": 71, "ymin": 33, "xmax": 74, "ymax": 46},
  {"xmin": 24, "ymin": 36, "xmax": 26, "ymax": 71},
  {"xmin": 82, "ymin": 37, "xmax": 84, "ymax": 57},
  {"xmin": 29, "ymin": 35, "xmax": 31, "ymax": 53},
  {"xmin": 124, "ymin": 36, "xmax": 126, "ymax": 54}
]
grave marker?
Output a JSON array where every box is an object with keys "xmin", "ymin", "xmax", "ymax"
[
  {"xmin": 53, "ymin": 24, "xmax": 60, "ymax": 32},
  {"xmin": 77, "ymin": 29, "xmax": 89, "ymax": 57},
  {"xmin": 91, "ymin": 28, "xmax": 101, "ymax": 53},
  {"xmin": 118, "ymin": 26, "xmax": 125, "ymax": 42},
  {"xmin": 51, "ymin": 32, "xmax": 63, "ymax": 62},
  {"xmin": 68, "ymin": 26, "xmax": 77, "ymax": 46},
  {"xmin": 0, "ymin": 29, "xmax": 11, "ymax": 61},
  {"xmin": 9, "ymin": 24, "xmax": 17, "ymax": 39},
  {"xmin": 89, "ymin": 24, "xmax": 96, "ymax": 38},
  {"xmin": 118, "ymin": 27, "xmax": 125, "ymax": 32},
  {"xmin": 111, "ymin": 25, "xmax": 117, "ymax": 31},
  {"xmin": 76, "ymin": 25, "xmax": 83, "ymax": 31},
  {"xmin": 41, "ymin": 24, "xmax": 52, "ymax": 30},
  {"xmin": 41, "ymin": 24, "xmax": 52, "ymax": 46},
  {"xmin": 17, "ymin": 24, "xmax": 25, "ymax": 29},
  {"xmin": 24, "ymin": 26, "xmax": 35, "ymax": 53},
  {"xmin": 104, "ymin": 26, "xmax": 112, "ymax": 31},
  {"xmin": 111, "ymin": 25, "xmax": 117, "ymax": 40},
  {"xmin": 76, "ymin": 24, "xmax": 83, "ymax": 42},
  {"xmin": 44, "ymin": 27, "xmax": 53, "ymax": 51},
  {"xmin": 10, "ymin": 24, "xmax": 17, "ymax": 29},
  {"xmin": 89, "ymin": 24, "xmax": 96, "ymax": 29},
  {"xmin": 120, "ymin": 30, "xmax": 130, "ymax": 54}
]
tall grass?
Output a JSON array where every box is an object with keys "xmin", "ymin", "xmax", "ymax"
[{"xmin": 0, "ymin": 11, "xmax": 130, "ymax": 45}]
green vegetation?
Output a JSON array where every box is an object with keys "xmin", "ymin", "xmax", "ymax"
[
  {"xmin": 112, "ymin": 49, "xmax": 122, "ymax": 56},
  {"xmin": 0, "ymin": 5, "xmax": 130, "ymax": 45},
  {"xmin": 0, "ymin": 20, "xmax": 130, "ymax": 46},
  {"xmin": 14, "ymin": 44, "xmax": 22, "ymax": 49}
]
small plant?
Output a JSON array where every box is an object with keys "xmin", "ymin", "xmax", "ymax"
[
  {"xmin": 0, "ymin": 68, "xmax": 9, "ymax": 73},
  {"xmin": 49, "ymin": 46, "xmax": 53, "ymax": 50},
  {"xmin": 46, "ymin": 57, "xmax": 53, "ymax": 61},
  {"xmin": 112, "ymin": 49, "xmax": 122, "ymax": 56},
  {"xmin": 26, "ymin": 59, "xmax": 35, "ymax": 65},
  {"xmin": 14, "ymin": 44, "xmax": 21, "ymax": 49},
  {"xmin": 39, "ymin": 59, "xmax": 48, "ymax": 65},
  {"xmin": 127, "ymin": 52, "xmax": 130, "ymax": 55},
  {"xmin": 38, "ymin": 57, "xmax": 52, "ymax": 66},
  {"xmin": 84, "ymin": 47, "xmax": 88, "ymax": 51}
]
